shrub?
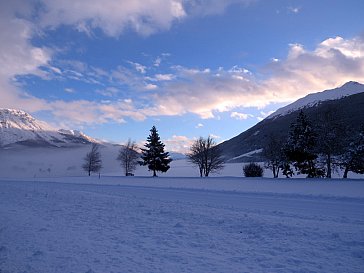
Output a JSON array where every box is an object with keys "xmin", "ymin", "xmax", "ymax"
[{"xmin": 243, "ymin": 162, "xmax": 264, "ymax": 177}]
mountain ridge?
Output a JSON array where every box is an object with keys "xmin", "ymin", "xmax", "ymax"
[
  {"xmin": 219, "ymin": 81, "xmax": 364, "ymax": 162},
  {"xmin": 0, "ymin": 108, "xmax": 99, "ymax": 148},
  {"xmin": 268, "ymin": 81, "xmax": 364, "ymax": 119}
]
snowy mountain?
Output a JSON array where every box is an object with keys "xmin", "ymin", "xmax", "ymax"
[
  {"xmin": 219, "ymin": 81, "xmax": 364, "ymax": 162},
  {"xmin": 0, "ymin": 109, "xmax": 98, "ymax": 148},
  {"xmin": 268, "ymin": 81, "xmax": 364, "ymax": 119}
]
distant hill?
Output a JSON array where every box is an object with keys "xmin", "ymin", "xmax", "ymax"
[
  {"xmin": 0, "ymin": 109, "xmax": 99, "ymax": 148},
  {"xmin": 218, "ymin": 81, "xmax": 364, "ymax": 162}
]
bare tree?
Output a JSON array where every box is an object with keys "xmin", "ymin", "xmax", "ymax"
[
  {"xmin": 263, "ymin": 135, "xmax": 286, "ymax": 178},
  {"xmin": 117, "ymin": 139, "xmax": 139, "ymax": 176},
  {"xmin": 315, "ymin": 107, "xmax": 345, "ymax": 178},
  {"xmin": 187, "ymin": 136, "xmax": 224, "ymax": 177},
  {"xmin": 82, "ymin": 143, "xmax": 102, "ymax": 176},
  {"xmin": 187, "ymin": 137, "xmax": 205, "ymax": 177}
]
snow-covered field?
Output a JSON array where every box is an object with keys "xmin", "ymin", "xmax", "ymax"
[
  {"xmin": 1, "ymin": 145, "xmax": 364, "ymax": 272},
  {"xmin": 1, "ymin": 176, "xmax": 364, "ymax": 273}
]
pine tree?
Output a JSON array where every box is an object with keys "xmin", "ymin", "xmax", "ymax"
[
  {"xmin": 284, "ymin": 111, "xmax": 324, "ymax": 178},
  {"xmin": 139, "ymin": 126, "xmax": 172, "ymax": 177}
]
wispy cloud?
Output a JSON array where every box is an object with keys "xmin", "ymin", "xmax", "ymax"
[
  {"xmin": 128, "ymin": 61, "xmax": 147, "ymax": 74},
  {"xmin": 2, "ymin": 32, "xmax": 364, "ymax": 128},
  {"xmin": 288, "ymin": 6, "xmax": 301, "ymax": 14},
  {"xmin": 230, "ymin": 112, "xmax": 254, "ymax": 120},
  {"xmin": 64, "ymin": 88, "xmax": 74, "ymax": 93},
  {"xmin": 95, "ymin": 87, "xmax": 120, "ymax": 97},
  {"xmin": 147, "ymin": 35, "xmax": 364, "ymax": 119}
]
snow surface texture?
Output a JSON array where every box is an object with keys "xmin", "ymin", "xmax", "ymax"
[
  {"xmin": 268, "ymin": 81, "xmax": 364, "ymax": 119},
  {"xmin": 0, "ymin": 178, "xmax": 363, "ymax": 272},
  {"xmin": 0, "ymin": 109, "xmax": 97, "ymax": 147}
]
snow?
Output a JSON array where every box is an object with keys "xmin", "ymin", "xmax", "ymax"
[
  {"xmin": 1, "ymin": 177, "xmax": 364, "ymax": 272},
  {"xmin": 1, "ymin": 145, "xmax": 362, "ymax": 179},
  {"xmin": 1, "ymin": 144, "xmax": 364, "ymax": 272},
  {"xmin": 268, "ymin": 81, "xmax": 364, "ymax": 119},
  {"xmin": 229, "ymin": 148, "xmax": 263, "ymax": 161}
]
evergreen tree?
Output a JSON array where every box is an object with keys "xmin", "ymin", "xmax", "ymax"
[
  {"xmin": 139, "ymin": 126, "xmax": 172, "ymax": 177},
  {"xmin": 82, "ymin": 143, "xmax": 102, "ymax": 176},
  {"xmin": 340, "ymin": 127, "xmax": 364, "ymax": 178},
  {"xmin": 284, "ymin": 111, "xmax": 324, "ymax": 178}
]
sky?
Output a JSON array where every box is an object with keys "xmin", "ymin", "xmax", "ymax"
[{"xmin": 1, "ymin": 0, "xmax": 364, "ymax": 153}]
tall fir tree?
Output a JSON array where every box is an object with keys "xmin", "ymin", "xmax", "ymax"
[
  {"xmin": 284, "ymin": 111, "xmax": 324, "ymax": 178},
  {"xmin": 139, "ymin": 126, "xmax": 172, "ymax": 177}
]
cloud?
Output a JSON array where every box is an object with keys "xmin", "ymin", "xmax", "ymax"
[
  {"xmin": 95, "ymin": 87, "xmax": 120, "ymax": 97},
  {"xmin": 257, "ymin": 110, "xmax": 275, "ymax": 121},
  {"xmin": 185, "ymin": 0, "xmax": 254, "ymax": 16},
  {"xmin": 128, "ymin": 61, "xmax": 147, "ymax": 74},
  {"xmin": 0, "ymin": 1, "xmax": 51, "ymax": 113},
  {"xmin": 64, "ymin": 88, "xmax": 74, "ymax": 93},
  {"xmin": 230, "ymin": 112, "xmax": 254, "ymax": 120},
  {"xmin": 195, "ymin": 123, "xmax": 204, "ymax": 128},
  {"xmin": 148, "ymin": 66, "xmax": 266, "ymax": 119},
  {"xmin": 32, "ymin": 0, "xmax": 255, "ymax": 37},
  {"xmin": 48, "ymin": 99, "xmax": 146, "ymax": 127},
  {"xmin": 1, "ymin": 1, "xmax": 364, "ymax": 130},
  {"xmin": 209, "ymin": 134, "xmax": 221, "ymax": 140},
  {"xmin": 153, "ymin": 53, "xmax": 171, "ymax": 67},
  {"xmin": 163, "ymin": 135, "xmax": 194, "ymax": 153},
  {"xmin": 38, "ymin": 0, "xmax": 186, "ymax": 37},
  {"xmin": 288, "ymin": 6, "xmax": 301, "ymax": 14},
  {"xmin": 0, "ymin": 0, "xmax": 256, "ymax": 129},
  {"xmin": 144, "ymin": 83, "xmax": 158, "ymax": 90},
  {"xmin": 146, "ymin": 35, "xmax": 364, "ymax": 119},
  {"xmin": 146, "ymin": 74, "xmax": 175, "ymax": 81}
]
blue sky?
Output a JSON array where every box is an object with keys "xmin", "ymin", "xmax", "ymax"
[{"xmin": 1, "ymin": 0, "xmax": 364, "ymax": 152}]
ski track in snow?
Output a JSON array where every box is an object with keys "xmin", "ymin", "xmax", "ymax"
[{"xmin": 1, "ymin": 180, "xmax": 364, "ymax": 273}]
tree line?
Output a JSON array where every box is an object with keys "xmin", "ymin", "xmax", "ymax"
[
  {"xmin": 82, "ymin": 125, "xmax": 224, "ymax": 177},
  {"xmin": 82, "ymin": 112, "xmax": 363, "ymax": 179},
  {"xmin": 263, "ymin": 110, "xmax": 364, "ymax": 178}
]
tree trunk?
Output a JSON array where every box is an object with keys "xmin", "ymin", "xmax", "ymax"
[
  {"xmin": 153, "ymin": 169, "xmax": 157, "ymax": 177},
  {"xmin": 272, "ymin": 165, "xmax": 276, "ymax": 178},
  {"xmin": 88, "ymin": 170, "xmax": 91, "ymax": 176},
  {"xmin": 326, "ymin": 154, "xmax": 331, "ymax": 178},
  {"xmin": 275, "ymin": 167, "xmax": 280, "ymax": 178},
  {"xmin": 343, "ymin": 167, "xmax": 349, "ymax": 179}
]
